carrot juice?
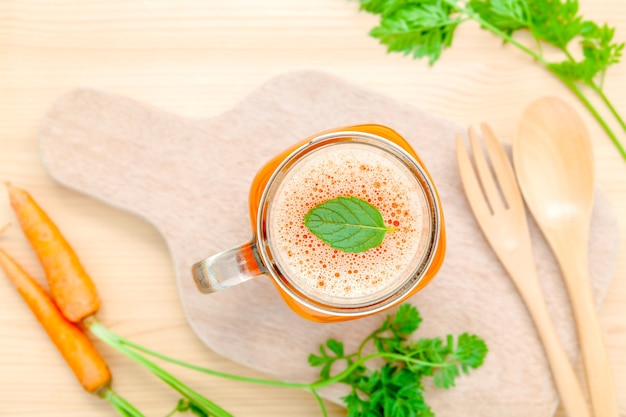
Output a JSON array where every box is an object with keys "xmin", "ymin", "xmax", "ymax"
[{"xmin": 246, "ymin": 125, "xmax": 445, "ymax": 322}]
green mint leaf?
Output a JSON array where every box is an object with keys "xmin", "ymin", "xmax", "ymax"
[{"xmin": 304, "ymin": 196, "xmax": 395, "ymax": 253}]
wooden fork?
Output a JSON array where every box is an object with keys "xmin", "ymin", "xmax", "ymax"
[{"xmin": 456, "ymin": 124, "xmax": 591, "ymax": 417}]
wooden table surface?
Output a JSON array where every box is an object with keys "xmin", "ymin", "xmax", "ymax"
[{"xmin": 0, "ymin": 1, "xmax": 624, "ymax": 416}]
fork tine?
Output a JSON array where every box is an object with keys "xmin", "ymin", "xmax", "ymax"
[
  {"xmin": 480, "ymin": 123, "xmax": 524, "ymax": 209},
  {"xmin": 455, "ymin": 134, "xmax": 490, "ymax": 220},
  {"xmin": 469, "ymin": 126, "xmax": 506, "ymax": 214}
]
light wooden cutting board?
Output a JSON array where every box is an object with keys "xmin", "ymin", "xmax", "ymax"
[{"xmin": 38, "ymin": 71, "xmax": 619, "ymax": 417}]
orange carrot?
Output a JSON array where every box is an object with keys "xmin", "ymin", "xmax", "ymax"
[
  {"xmin": 0, "ymin": 248, "xmax": 111, "ymax": 393},
  {"xmin": 6, "ymin": 183, "xmax": 100, "ymax": 322}
]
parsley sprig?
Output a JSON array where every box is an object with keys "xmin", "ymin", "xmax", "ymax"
[
  {"xmin": 356, "ymin": 0, "xmax": 626, "ymax": 161},
  {"xmin": 92, "ymin": 304, "xmax": 487, "ymax": 416},
  {"xmin": 308, "ymin": 304, "xmax": 488, "ymax": 416}
]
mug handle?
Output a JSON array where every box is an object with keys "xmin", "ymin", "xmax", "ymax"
[{"xmin": 192, "ymin": 240, "xmax": 266, "ymax": 293}]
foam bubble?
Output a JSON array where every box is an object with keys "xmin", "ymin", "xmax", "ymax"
[{"xmin": 268, "ymin": 142, "xmax": 428, "ymax": 306}]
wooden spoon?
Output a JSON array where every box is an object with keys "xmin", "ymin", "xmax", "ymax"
[{"xmin": 513, "ymin": 97, "xmax": 618, "ymax": 417}]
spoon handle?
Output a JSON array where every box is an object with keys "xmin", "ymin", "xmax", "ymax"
[
  {"xmin": 551, "ymin": 229, "xmax": 619, "ymax": 417},
  {"xmin": 510, "ymin": 261, "xmax": 591, "ymax": 417}
]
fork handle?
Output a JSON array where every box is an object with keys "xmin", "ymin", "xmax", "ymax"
[{"xmin": 509, "ymin": 262, "xmax": 591, "ymax": 417}]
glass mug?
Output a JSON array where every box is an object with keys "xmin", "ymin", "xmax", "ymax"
[{"xmin": 192, "ymin": 124, "xmax": 445, "ymax": 322}]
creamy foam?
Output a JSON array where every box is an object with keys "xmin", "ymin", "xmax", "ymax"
[{"xmin": 267, "ymin": 142, "xmax": 429, "ymax": 307}]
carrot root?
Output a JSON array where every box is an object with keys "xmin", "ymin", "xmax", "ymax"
[
  {"xmin": 0, "ymin": 248, "xmax": 111, "ymax": 393},
  {"xmin": 5, "ymin": 183, "xmax": 100, "ymax": 322}
]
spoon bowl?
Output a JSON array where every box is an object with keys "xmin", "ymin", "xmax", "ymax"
[
  {"xmin": 513, "ymin": 96, "xmax": 618, "ymax": 417},
  {"xmin": 514, "ymin": 97, "xmax": 594, "ymax": 224}
]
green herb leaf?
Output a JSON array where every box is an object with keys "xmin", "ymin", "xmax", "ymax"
[
  {"xmin": 326, "ymin": 339, "xmax": 345, "ymax": 357},
  {"xmin": 527, "ymin": 0, "xmax": 583, "ymax": 48},
  {"xmin": 391, "ymin": 303, "xmax": 422, "ymax": 336},
  {"xmin": 309, "ymin": 303, "xmax": 488, "ymax": 416},
  {"xmin": 304, "ymin": 196, "xmax": 395, "ymax": 253},
  {"xmin": 549, "ymin": 21, "xmax": 624, "ymax": 84},
  {"xmin": 354, "ymin": 0, "xmax": 626, "ymax": 161},
  {"xmin": 468, "ymin": 0, "xmax": 530, "ymax": 35},
  {"xmin": 358, "ymin": 0, "xmax": 405, "ymax": 16},
  {"xmin": 307, "ymin": 339, "xmax": 347, "ymax": 379},
  {"xmin": 453, "ymin": 333, "xmax": 489, "ymax": 372},
  {"xmin": 370, "ymin": 2, "xmax": 463, "ymax": 65}
]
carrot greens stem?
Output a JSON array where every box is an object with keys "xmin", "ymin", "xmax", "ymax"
[
  {"xmin": 88, "ymin": 321, "xmax": 447, "ymax": 389},
  {"xmin": 103, "ymin": 389, "xmax": 145, "ymax": 417},
  {"xmin": 0, "ymin": 248, "xmax": 145, "ymax": 415},
  {"xmin": 88, "ymin": 319, "xmax": 233, "ymax": 417},
  {"xmin": 86, "ymin": 316, "xmax": 463, "ymax": 417},
  {"xmin": 88, "ymin": 305, "xmax": 486, "ymax": 417}
]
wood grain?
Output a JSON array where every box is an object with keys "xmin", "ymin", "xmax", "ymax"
[{"xmin": 0, "ymin": 1, "xmax": 625, "ymax": 416}]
